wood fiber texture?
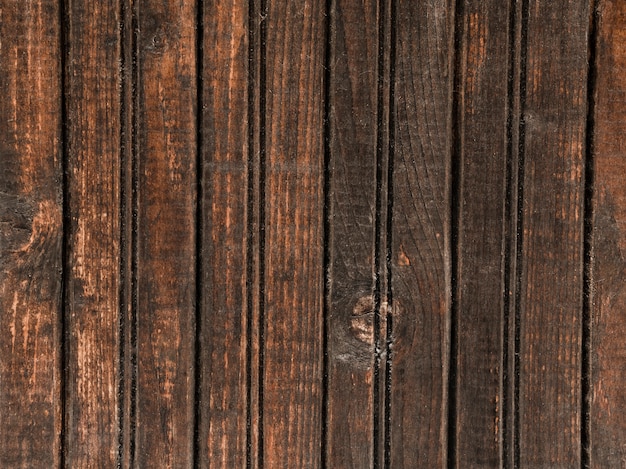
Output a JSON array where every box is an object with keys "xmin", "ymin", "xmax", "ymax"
[
  {"xmin": 0, "ymin": 1, "xmax": 63, "ymax": 467},
  {"xmin": 3, "ymin": 0, "xmax": 626, "ymax": 467},
  {"xmin": 64, "ymin": 1, "xmax": 122, "ymax": 467}
]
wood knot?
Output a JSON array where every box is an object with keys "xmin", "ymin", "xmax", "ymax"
[{"xmin": 350, "ymin": 295, "xmax": 374, "ymax": 345}]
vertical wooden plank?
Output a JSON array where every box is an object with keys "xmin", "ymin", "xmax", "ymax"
[
  {"xmin": 390, "ymin": 0, "xmax": 454, "ymax": 466},
  {"xmin": 198, "ymin": 0, "xmax": 251, "ymax": 466},
  {"xmin": 262, "ymin": 0, "xmax": 326, "ymax": 466},
  {"xmin": 326, "ymin": 0, "xmax": 379, "ymax": 466},
  {"xmin": 64, "ymin": 2, "xmax": 122, "ymax": 467},
  {"xmin": 0, "ymin": 1, "xmax": 63, "ymax": 467},
  {"xmin": 518, "ymin": 0, "xmax": 589, "ymax": 465},
  {"xmin": 135, "ymin": 0, "xmax": 197, "ymax": 466},
  {"xmin": 454, "ymin": 0, "xmax": 510, "ymax": 466},
  {"xmin": 589, "ymin": 1, "xmax": 626, "ymax": 465}
]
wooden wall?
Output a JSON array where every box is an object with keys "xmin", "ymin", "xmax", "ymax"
[{"xmin": 1, "ymin": 0, "xmax": 625, "ymax": 467}]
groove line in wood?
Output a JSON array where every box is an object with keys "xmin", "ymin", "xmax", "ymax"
[
  {"xmin": 193, "ymin": 0, "xmax": 204, "ymax": 466},
  {"xmin": 246, "ymin": 0, "xmax": 256, "ymax": 467},
  {"xmin": 502, "ymin": 0, "xmax": 520, "ymax": 465},
  {"xmin": 321, "ymin": 0, "xmax": 332, "ymax": 465},
  {"xmin": 60, "ymin": 0, "xmax": 70, "ymax": 465},
  {"xmin": 258, "ymin": 0, "xmax": 268, "ymax": 465},
  {"xmin": 448, "ymin": 0, "xmax": 464, "ymax": 466},
  {"xmin": 384, "ymin": 2, "xmax": 396, "ymax": 467},
  {"xmin": 118, "ymin": 0, "xmax": 128, "ymax": 465},
  {"xmin": 372, "ymin": 0, "xmax": 388, "ymax": 464},
  {"xmin": 513, "ymin": 0, "xmax": 530, "ymax": 465},
  {"xmin": 130, "ymin": 1, "xmax": 139, "ymax": 463},
  {"xmin": 582, "ymin": 2, "xmax": 599, "ymax": 467}
]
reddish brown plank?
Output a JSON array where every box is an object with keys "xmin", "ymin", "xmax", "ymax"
[
  {"xmin": 390, "ymin": 0, "xmax": 454, "ymax": 466},
  {"xmin": 590, "ymin": 1, "xmax": 626, "ymax": 465},
  {"xmin": 198, "ymin": 0, "xmax": 252, "ymax": 466},
  {"xmin": 134, "ymin": 0, "xmax": 197, "ymax": 466},
  {"xmin": 262, "ymin": 0, "xmax": 326, "ymax": 466},
  {"xmin": 453, "ymin": 1, "xmax": 511, "ymax": 467},
  {"xmin": 64, "ymin": 2, "xmax": 122, "ymax": 467},
  {"xmin": 517, "ymin": 0, "xmax": 589, "ymax": 465},
  {"xmin": 326, "ymin": 0, "xmax": 381, "ymax": 466},
  {"xmin": 0, "ymin": 1, "xmax": 63, "ymax": 467}
]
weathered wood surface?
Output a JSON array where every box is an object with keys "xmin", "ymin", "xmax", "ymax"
[
  {"xmin": 590, "ymin": 0, "xmax": 626, "ymax": 466},
  {"xmin": 453, "ymin": 1, "xmax": 511, "ymax": 466},
  {"xmin": 5, "ymin": 0, "xmax": 626, "ymax": 467},
  {"xmin": 517, "ymin": 1, "xmax": 589, "ymax": 466},
  {"xmin": 390, "ymin": 0, "xmax": 453, "ymax": 466},
  {"xmin": 326, "ymin": 0, "xmax": 380, "ymax": 466},
  {"xmin": 197, "ymin": 0, "xmax": 251, "ymax": 467},
  {"xmin": 0, "ymin": 1, "xmax": 63, "ymax": 467},
  {"xmin": 134, "ymin": 0, "xmax": 198, "ymax": 466},
  {"xmin": 262, "ymin": 0, "xmax": 326, "ymax": 466},
  {"xmin": 64, "ymin": 1, "xmax": 121, "ymax": 467}
]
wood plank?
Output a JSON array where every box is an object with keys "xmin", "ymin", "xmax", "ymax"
[
  {"xmin": 517, "ymin": 0, "xmax": 589, "ymax": 465},
  {"xmin": 326, "ymin": 0, "xmax": 380, "ymax": 466},
  {"xmin": 0, "ymin": 1, "xmax": 63, "ymax": 467},
  {"xmin": 262, "ymin": 0, "xmax": 326, "ymax": 465},
  {"xmin": 390, "ymin": 0, "xmax": 454, "ymax": 466},
  {"xmin": 64, "ymin": 2, "xmax": 122, "ymax": 467},
  {"xmin": 590, "ymin": 1, "xmax": 626, "ymax": 465},
  {"xmin": 454, "ymin": 1, "xmax": 511, "ymax": 466},
  {"xmin": 134, "ymin": 0, "xmax": 197, "ymax": 466},
  {"xmin": 197, "ymin": 0, "xmax": 252, "ymax": 466}
]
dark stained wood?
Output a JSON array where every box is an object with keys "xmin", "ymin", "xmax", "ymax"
[
  {"xmin": 64, "ymin": 2, "xmax": 122, "ymax": 467},
  {"xmin": 517, "ymin": 0, "xmax": 590, "ymax": 465},
  {"xmin": 454, "ymin": 1, "xmax": 511, "ymax": 466},
  {"xmin": 590, "ymin": 1, "xmax": 626, "ymax": 465},
  {"xmin": 262, "ymin": 0, "xmax": 326, "ymax": 466},
  {"xmin": 0, "ymin": 1, "xmax": 64, "ymax": 467},
  {"xmin": 5, "ymin": 1, "xmax": 626, "ymax": 466},
  {"xmin": 326, "ymin": 0, "xmax": 380, "ymax": 466},
  {"xmin": 134, "ymin": 0, "xmax": 197, "ymax": 466},
  {"xmin": 198, "ymin": 0, "xmax": 252, "ymax": 466},
  {"xmin": 390, "ymin": 0, "xmax": 454, "ymax": 466}
]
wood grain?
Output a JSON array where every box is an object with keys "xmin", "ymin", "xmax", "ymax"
[
  {"xmin": 262, "ymin": 0, "xmax": 326, "ymax": 466},
  {"xmin": 454, "ymin": 1, "xmax": 511, "ymax": 466},
  {"xmin": 0, "ymin": 1, "xmax": 63, "ymax": 467},
  {"xmin": 64, "ymin": 1, "xmax": 122, "ymax": 467},
  {"xmin": 198, "ymin": 0, "xmax": 252, "ymax": 466},
  {"xmin": 517, "ymin": 0, "xmax": 589, "ymax": 465},
  {"xmin": 326, "ymin": 0, "xmax": 380, "ymax": 466},
  {"xmin": 390, "ymin": 0, "xmax": 454, "ymax": 466},
  {"xmin": 590, "ymin": 0, "xmax": 626, "ymax": 465},
  {"xmin": 5, "ymin": 1, "xmax": 626, "ymax": 466},
  {"xmin": 134, "ymin": 0, "xmax": 197, "ymax": 466}
]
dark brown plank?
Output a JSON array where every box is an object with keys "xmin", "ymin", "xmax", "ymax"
[
  {"xmin": 135, "ymin": 0, "xmax": 197, "ymax": 466},
  {"xmin": 0, "ymin": 1, "xmax": 63, "ymax": 467},
  {"xmin": 64, "ymin": 2, "xmax": 122, "ymax": 467},
  {"xmin": 517, "ymin": 0, "xmax": 589, "ymax": 465},
  {"xmin": 262, "ymin": 0, "xmax": 326, "ymax": 466},
  {"xmin": 390, "ymin": 0, "xmax": 454, "ymax": 466},
  {"xmin": 326, "ymin": 0, "xmax": 380, "ymax": 466},
  {"xmin": 454, "ymin": 1, "xmax": 511, "ymax": 466},
  {"xmin": 198, "ymin": 0, "xmax": 252, "ymax": 466},
  {"xmin": 590, "ymin": 1, "xmax": 626, "ymax": 465}
]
